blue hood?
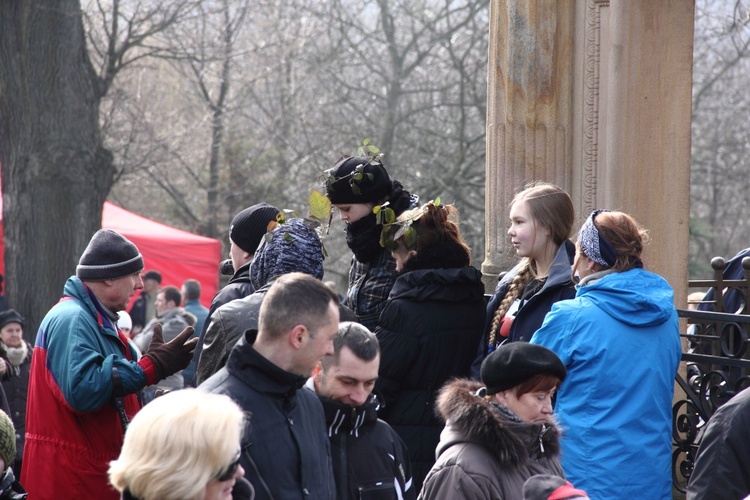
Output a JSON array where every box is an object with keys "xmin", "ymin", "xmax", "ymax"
[{"xmin": 576, "ymin": 268, "xmax": 675, "ymax": 327}]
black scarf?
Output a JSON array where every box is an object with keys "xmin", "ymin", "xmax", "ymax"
[{"xmin": 345, "ymin": 213, "xmax": 383, "ymax": 264}]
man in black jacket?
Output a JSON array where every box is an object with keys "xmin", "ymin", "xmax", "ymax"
[
  {"xmin": 200, "ymin": 272, "xmax": 339, "ymax": 500},
  {"xmin": 192, "ymin": 203, "xmax": 279, "ymax": 372},
  {"xmin": 307, "ymin": 321, "xmax": 415, "ymax": 500}
]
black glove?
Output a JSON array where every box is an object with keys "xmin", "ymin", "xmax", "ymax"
[{"xmin": 144, "ymin": 323, "xmax": 198, "ymax": 381}]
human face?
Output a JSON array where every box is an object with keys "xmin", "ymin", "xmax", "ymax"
[
  {"xmin": 508, "ymin": 201, "xmax": 551, "ymax": 261},
  {"xmin": 155, "ymin": 292, "xmax": 170, "ymax": 315},
  {"xmin": 496, "ymin": 387, "xmax": 556, "ymax": 424},
  {"xmin": 107, "ymin": 272, "xmax": 144, "ymax": 312},
  {"xmin": 0, "ymin": 322, "xmax": 23, "ymax": 348},
  {"xmin": 298, "ymin": 302, "xmax": 339, "ymax": 377},
  {"xmin": 390, "ymin": 244, "xmax": 415, "ymax": 272},
  {"xmin": 315, "ymin": 347, "xmax": 379, "ymax": 407},
  {"xmin": 143, "ymin": 278, "xmax": 160, "ymax": 295},
  {"xmin": 573, "ymin": 243, "xmax": 596, "ymax": 281},
  {"xmin": 229, "ymin": 239, "xmax": 250, "ymax": 273},
  {"xmin": 204, "ymin": 452, "xmax": 244, "ymax": 500},
  {"xmin": 334, "ymin": 203, "xmax": 373, "ymax": 224}
]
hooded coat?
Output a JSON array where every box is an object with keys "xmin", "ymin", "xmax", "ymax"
[
  {"xmin": 530, "ymin": 268, "xmax": 682, "ymax": 500},
  {"xmin": 375, "ymin": 239, "xmax": 486, "ymax": 491},
  {"xmin": 418, "ymin": 379, "xmax": 564, "ymax": 500}
]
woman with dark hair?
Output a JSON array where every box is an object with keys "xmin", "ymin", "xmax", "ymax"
[
  {"xmin": 374, "ymin": 201, "xmax": 486, "ymax": 490},
  {"xmin": 325, "ymin": 156, "xmax": 416, "ymax": 331},
  {"xmin": 530, "ymin": 210, "xmax": 681, "ymax": 499},
  {"xmin": 419, "ymin": 342, "xmax": 570, "ymax": 500},
  {"xmin": 472, "ymin": 184, "xmax": 576, "ymax": 376}
]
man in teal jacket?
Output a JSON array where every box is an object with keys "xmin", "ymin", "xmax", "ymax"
[{"xmin": 22, "ymin": 230, "xmax": 197, "ymax": 499}]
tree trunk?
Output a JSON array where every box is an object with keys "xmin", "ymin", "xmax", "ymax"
[{"xmin": 0, "ymin": 1, "xmax": 115, "ymax": 340}]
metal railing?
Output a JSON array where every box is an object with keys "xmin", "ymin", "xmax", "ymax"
[{"xmin": 672, "ymin": 256, "xmax": 750, "ymax": 493}]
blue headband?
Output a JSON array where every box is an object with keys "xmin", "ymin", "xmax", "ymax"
[{"xmin": 578, "ymin": 210, "xmax": 618, "ymax": 268}]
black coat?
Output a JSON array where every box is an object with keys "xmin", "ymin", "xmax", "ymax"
[
  {"xmin": 0, "ymin": 341, "xmax": 31, "ymax": 467},
  {"xmin": 192, "ymin": 262, "xmax": 256, "ymax": 370},
  {"xmin": 199, "ymin": 330, "xmax": 336, "ymax": 500},
  {"xmin": 688, "ymin": 386, "xmax": 750, "ymax": 500},
  {"xmin": 313, "ymin": 387, "xmax": 416, "ymax": 500},
  {"xmin": 374, "ymin": 249, "xmax": 486, "ymax": 492}
]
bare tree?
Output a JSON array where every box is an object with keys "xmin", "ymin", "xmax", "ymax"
[
  {"xmin": 0, "ymin": 0, "xmax": 198, "ymax": 337},
  {"xmin": 690, "ymin": 0, "xmax": 750, "ymax": 275}
]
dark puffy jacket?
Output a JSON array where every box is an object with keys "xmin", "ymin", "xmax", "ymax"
[
  {"xmin": 375, "ymin": 256, "xmax": 486, "ymax": 491},
  {"xmin": 307, "ymin": 380, "xmax": 416, "ymax": 500},
  {"xmin": 419, "ymin": 379, "xmax": 564, "ymax": 500},
  {"xmin": 199, "ymin": 330, "xmax": 336, "ymax": 500},
  {"xmin": 688, "ymin": 386, "xmax": 750, "ymax": 500}
]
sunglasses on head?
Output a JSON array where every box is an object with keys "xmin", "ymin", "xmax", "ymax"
[{"xmin": 215, "ymin": 450, "xmax": 241, "ymax": 482}]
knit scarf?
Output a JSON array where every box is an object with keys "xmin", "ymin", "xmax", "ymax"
[
  {"xmin": 345, "ymin": 213, "xmax": 383, "ymax": 264},
  {"xmin": 4, "ymin": 342, "xmax": 27, "ymax": 367}
]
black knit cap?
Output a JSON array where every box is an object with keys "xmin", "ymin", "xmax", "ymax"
[
  {"xmin": 76, "ymin": 229, "xmax": 144, "ymax": 281},
  {"xmin": 0, "ymin": 309, "xmax": 24, "ymax": 331},
  {"xmin": 326, "ymin": 156, "xmax": 393, "ymax": 205},
  {"xmin": 229, "ymin": 203, "xmax": 280, "ymax": 254},
  {"xmin": 481, "ymin": 342, "xmax": 566, "ymax": 395}
]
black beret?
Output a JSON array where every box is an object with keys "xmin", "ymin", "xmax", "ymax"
[
  {"xmin": 481, "ymin": 342, "xmax": 566, "ymax": 395},
  {"xmin": 326, "ymin": 157, "xmax": 393, "ymax": 205}
]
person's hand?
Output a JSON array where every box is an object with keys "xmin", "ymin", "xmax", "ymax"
[{"xmin": 143, "ymin": 323, "xmax": 197, "ymax": 381}]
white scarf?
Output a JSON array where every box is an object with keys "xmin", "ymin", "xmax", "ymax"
[{"xmin": 5, "ymin": 341, "xmax": 28, "ymax": 367}]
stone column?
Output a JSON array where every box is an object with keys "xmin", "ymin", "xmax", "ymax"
[
  {"xmin": 482, "ymin": 0, "xmax": 575, "ymax": 291},
  {"xmin": 483, "ymin": 0, "xmax": 694, "ymax": 306}
]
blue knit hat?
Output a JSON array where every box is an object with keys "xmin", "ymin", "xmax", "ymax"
[{"xmin": 250, "ymin": 218, "xmax": 324, "ymax": 289}]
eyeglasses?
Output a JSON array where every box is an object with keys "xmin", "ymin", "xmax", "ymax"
[{"xmin": 214, "ymin": 450, "xmax": 242, "ymax": 482}]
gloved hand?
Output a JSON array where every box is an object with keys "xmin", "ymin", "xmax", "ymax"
[{"xmin": 143, "ymin": 323, "xmax": 198, "ymax": 381}]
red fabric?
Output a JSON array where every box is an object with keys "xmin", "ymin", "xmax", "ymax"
[
  {"xmin": 21, "ymin": 347, "xmax": 138, "ymax": 499},
  {"xmin": 0, "ymin": 199, "xmax": 222, "ymax": 308},
  {"xmin": 548, "ymin": 482, "xmax": 589, "ymax": 500}
]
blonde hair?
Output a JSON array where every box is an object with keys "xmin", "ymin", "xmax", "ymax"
[
  {"xmin": 108, "ymin": 389, "xmax": 246, "ymax": 500},
  {"xmin": 488, "ymin": 183, "xmax": 574, "ymax": 347}
]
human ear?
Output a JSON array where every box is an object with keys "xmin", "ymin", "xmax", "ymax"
[{"xmin": 289, "ymin": 325, "xmax": 306, "ymax": 349}]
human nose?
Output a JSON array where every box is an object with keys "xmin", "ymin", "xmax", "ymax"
[
  {"xmin": 135, "ymin": 276, "xmax": 144, "ymax": 289},
  {"xmin": 507, "ymin": 224, "xmax": 515, "ymax": 236},
  {"xmin": 350, "ymin": 385, "xmax": 368, "ymax": 406},
  {"xmin": 542, "ymin": 396, "xmax": 553, "ymax": 414},
  {"xmin": 235, "ymin": 464, "xmax": 245, "ymax": 479}
]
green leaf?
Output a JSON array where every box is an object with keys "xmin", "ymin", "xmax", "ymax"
[
  {"xmin": 372, "ymin": 205, "xmax": 381, "ymax": 215},
  {"xmin": 351, "ymin": 183, "xmax": 361, "ymax": 195},
  {"xmin": 403, "ymin": 227, "xmax": 418, "ymax": 249},
  {"xmin": 283, "ymin": 233, "xmax": 294, "ymax": 242},
  {"xmin": 384, "ymin": 207, "xmax": 396, "ymax": 224},
  {"xmin": 308, "ymin": 190, "xmax": 332, "ymax": 221},
  {"xmin": 367, "ymin": 145, "xmax": 380, "ymax": 154},
  {"xmin": 434, "ymin": 196, "xmax": 441, "ymax": 207},
  {"xmin": 367, "ymin": 173, "xmax": 374, "ymax": 182},
  {"xmin": 363, "ymin": 138, "xmax": 371, "ymax": 146}
]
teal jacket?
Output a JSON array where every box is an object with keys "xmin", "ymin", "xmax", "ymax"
[
  {"xmin": 530, "ymin": 268, "xmax": 681, "ymax": 500},
  {"xmin": 22, "ymin": 276, "xmax": 155, "ymax": 499}
]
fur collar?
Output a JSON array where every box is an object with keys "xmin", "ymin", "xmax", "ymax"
[{"xmin": 436, "ymin": 378, "xmax": 560, "ymax": 467}]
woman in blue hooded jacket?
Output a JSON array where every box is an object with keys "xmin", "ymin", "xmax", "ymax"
[{"xmin": 530, "ymin": 210, "xmax": 681, "ymax": 500}]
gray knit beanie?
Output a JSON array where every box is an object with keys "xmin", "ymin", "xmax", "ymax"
[
  {"xmin": 76, "ymin": 230, "xmax": 144, "ymax": 281},
  {"xmin": 250, "ymin": 218, "xmax": 324, "ymax": 289}
]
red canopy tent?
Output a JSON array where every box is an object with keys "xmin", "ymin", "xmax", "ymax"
[{"xmin": 0, "ymin": 201, "xmax": 222, "ymax": 307}]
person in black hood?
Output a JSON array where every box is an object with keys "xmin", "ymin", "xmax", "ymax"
[
  {"xmin": 306, "ymin": 321, "xmax": 415, "ymax": 500},
  {"xmin": 325, "ymin": 156, "xmax": 417, "ymax": 331},
  {"xmin": 374, "ymin": 201, "xmax": 486, "ymax": 491}
]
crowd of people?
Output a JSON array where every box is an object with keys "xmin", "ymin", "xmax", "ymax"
[{"xmin": 1, "ymin": 154, "xmax": 747, "ymax": 499}]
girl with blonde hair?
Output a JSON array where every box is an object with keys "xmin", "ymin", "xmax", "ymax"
[
  {"xmin": 109, "ymin": 389, "xmax": 249, "ymax": 500},
  {"xmin": 473, "ymin": 184, "xmax": 576, "ymax": 376}
]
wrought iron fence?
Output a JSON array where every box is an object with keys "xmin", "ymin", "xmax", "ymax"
[{"xmin": 672, "ymin": 256, "xmax": 750, "ymax": 493}]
